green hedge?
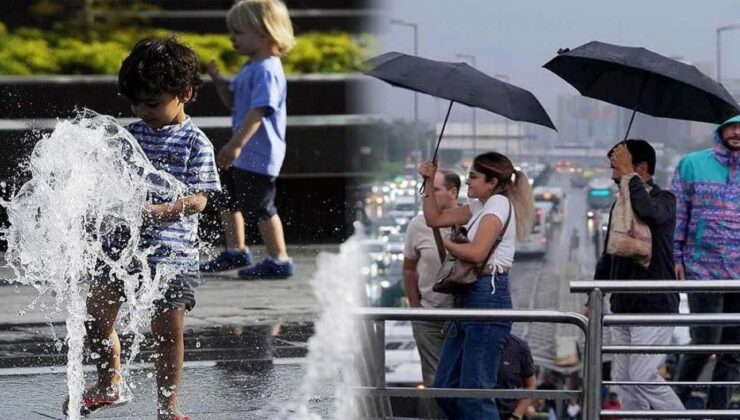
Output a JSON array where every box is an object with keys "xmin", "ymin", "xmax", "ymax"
[{"xmin": 0, "ymin": 23, "xmax": 372, "ymax": 75}]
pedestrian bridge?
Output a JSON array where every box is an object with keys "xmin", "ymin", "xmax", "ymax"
[{"xmin": 353, "ymin": 280, "xmax": 740, "ymax": 419}]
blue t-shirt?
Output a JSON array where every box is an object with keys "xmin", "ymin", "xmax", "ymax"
[
  {"xmin": 127, "ymin": 118, "xmax": 221, "ymax": 274},
  {"xmin": 229, "ymin": 56, "xmax": 287, "ymax": 177}
]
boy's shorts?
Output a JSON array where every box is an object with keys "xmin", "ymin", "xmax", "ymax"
[
  {"xmin": 93, "ymin": 261, "xmax": 197, "ymax": 312},
  {"xmin": 232, "ymin": 167, "xmax": 278, "ymax": 222},
  {"xmin": 210, "ymin": 168, "xmax": 241, "ymax": 212}
]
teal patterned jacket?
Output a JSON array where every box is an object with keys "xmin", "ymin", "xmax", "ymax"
[{"xmin": 671, "ymin": 130, "xmax": 740, "ymax": 280}]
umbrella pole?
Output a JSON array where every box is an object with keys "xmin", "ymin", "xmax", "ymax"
[
  {"xmin": 623, "ymin": 76, "xmax": 648, "ymax": 141},
  {"xmin": 432, "ymin": 100, "xmax": 455, "ymax": 162},
  {"xmin": 420, "ymin": 100, "xmax": 454, "ymax": 194},
  {"xmin": 623, "ymin": 107, "xmax": 638, "ymax": 142}
]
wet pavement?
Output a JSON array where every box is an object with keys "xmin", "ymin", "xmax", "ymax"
[
  {"xmin": 0, "ymin": 244, "xmax": 333, "ymax": 419},
  {"xmin": 0, "ymin": 360, "xmax": 333, "ymax": 419}
]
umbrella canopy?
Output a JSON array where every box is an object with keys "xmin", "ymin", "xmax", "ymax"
[
  {"xmin": 544, "ymin": 41, "xmax": 740, "ymax": 131},
  {"xmin": 365, "ymin": 52, "xmax": 557, "ymax": 132}
]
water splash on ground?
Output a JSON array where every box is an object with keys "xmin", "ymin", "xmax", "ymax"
[
  {"xmin": 277, "ymin": 230, "xmax": 367, "ymax": 419},
  {"xmin": 1, "ymin": 110, "xmax": 185, "ymax": 419}
]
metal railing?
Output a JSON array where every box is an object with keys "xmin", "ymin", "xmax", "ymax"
[
  {"xmin": 351, "ymin": 281, "xmax": 740, "ymax": 419},
  {"xmin": 572, "ymin": 280, "xmax": 740, "ymax": 419},
  {"xmin": 352, "ymin": 307, "xmax": 589, "ymax": 417}
]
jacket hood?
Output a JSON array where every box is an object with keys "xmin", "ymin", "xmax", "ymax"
[{"xmin": 713, "ymin": 115, "xmax": 740, "ymax": 167}]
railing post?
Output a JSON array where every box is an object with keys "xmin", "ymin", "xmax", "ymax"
[
  {"xmin": 585, "ymin": 288, "xmax": 603, "ymax": 419},
  {"xmin": 373, "ymin": 320, "xmax": 386, "ymax": 389}
]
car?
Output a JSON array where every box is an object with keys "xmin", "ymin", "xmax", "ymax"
[
  {"xmin": 386, "ymin": 233, "xmax": 405, "ymax": 262},
  {"xmin": 587, "ymin": 178, "xmax": 617, "ymax": 210},
  {"xmin": 362, "ymin": 238, "xmax": 390, "ymax": 270},
  {"xmin": 387, "ymin": 198, "xmax": 417, "ymax": 227},
  {"xmin": 535, "ymin": 201, "xmax": 554, "ymax": 225},
  {"xmin": 515, "ymin": 202, "xmax": 548, "ymax": 257},
  {"xmin": 533, "ymin": 186, "xmax": 565, "ymax": 224},
  {"xmin": 377, "ymin": 260, "xmax": 406, "ymax": 307},
  {"xmin": 375, "ymin": 215, "xmax": 401, "ymax": 238}
]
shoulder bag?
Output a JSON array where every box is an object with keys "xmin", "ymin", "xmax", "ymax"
[{"xmin": 432, "ymin": 200, "xmax": 512, "ymax": 294}]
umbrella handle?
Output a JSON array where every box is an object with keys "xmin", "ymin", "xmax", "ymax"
[{"xmin": 420, "ymin": 100, "xmax": 455, "ymax": 194}]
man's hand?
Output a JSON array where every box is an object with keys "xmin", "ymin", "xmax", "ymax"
[
  {"xmin": 217, "ymin": 142, "xmax": 242, "ymax": 169},
  {"xmin": 418, "ymin": 160, "xmax": 438, "ymax": 178},
  {"xmin": 675, "ymin": 263, "xmax": 686, "ymax": 280},
  {"xmin": 611, "ymin": 143, "xmax": 634, "ymax": 179},
  {"xmin": 583, "ymin": 305, "xmax": 590, "ymax": 319}
]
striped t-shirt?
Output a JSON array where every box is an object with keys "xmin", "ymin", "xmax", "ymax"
[{"xmin": 126, "ymin": 118, "xmax": 221, "ymax": 273}]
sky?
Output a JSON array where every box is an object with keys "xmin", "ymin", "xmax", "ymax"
[{"xmin": 368, "ymin": 0, "xmax": 740, "ymax": 127}]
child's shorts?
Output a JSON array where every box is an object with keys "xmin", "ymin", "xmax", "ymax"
[
  {"xmin": 232, "ymin": 167, "xmax": 278, "ymax": 222},
  {"xmin": 92, "ymin": 261, "xmax": 197, "ymax": 312},
  {"xmin": 210, "ymin": 168, "xmax": 240, "ymax": 212}
]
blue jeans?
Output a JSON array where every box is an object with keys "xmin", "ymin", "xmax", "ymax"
[{"xmin": 433, "ymin": 272, "xmax": 513, "ymax": 420}]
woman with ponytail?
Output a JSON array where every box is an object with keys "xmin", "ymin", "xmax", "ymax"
[{"xmin": 419, "ymin": 152, "xmax": 534, "ymax": 420}]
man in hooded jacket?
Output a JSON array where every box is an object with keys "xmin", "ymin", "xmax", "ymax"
[{"xmin": 673, "ymin": 115, "xmax": 740, "ymax": 409}]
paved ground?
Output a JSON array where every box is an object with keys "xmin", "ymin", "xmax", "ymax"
[
  {"xmin": 0, "ymin": 244, "xmax": 334, "ymax": 419},
  {"xmin": 0, "ymin": 245, "xmax": 332, "ymax": 327}
]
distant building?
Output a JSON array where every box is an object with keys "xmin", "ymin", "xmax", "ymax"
[
  {"xmin": 556, "ymin": 94, "xmax": 620, "ymax": 147},
  {"xmin": 434, "ymin": 121, "xmax": 526, "ymax": 163}
]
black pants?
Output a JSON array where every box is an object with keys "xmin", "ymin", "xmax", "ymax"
[{"xmin": 676, "ymin": 293, "xmax": 740, "ymax": 409}]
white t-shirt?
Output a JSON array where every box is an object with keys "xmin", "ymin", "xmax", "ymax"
[
  {"xmin": 403, "ymin": 215, "xmax": 454, "ymax": 309},
  {"xmin": 466, "ymin": 194, "xmax": 516, "ymax": 268}
]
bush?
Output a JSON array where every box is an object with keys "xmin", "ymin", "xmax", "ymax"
[{"xmin": 0, "ymin": 27, "xmax": 371, "ymax": 76}]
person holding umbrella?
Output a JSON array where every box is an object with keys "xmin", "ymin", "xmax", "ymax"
[
  {"xmin": 419, "ymin": 152, "xmax": 534, "ymax": 420},
  {"xmin": 591, "ymin": 139, "xmax": 683, "ymax": 412}
]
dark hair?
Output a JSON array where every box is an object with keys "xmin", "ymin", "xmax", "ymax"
[
  {"xmin": 607, "ymin": 139, "xmax": 656, "ymax": 175},
  {"xmin": 438, "ymin": 169, "xmax": 461, "ymax": 197},
  {"xmin": 118, "ymin": 36, "xmax": 203, "ymax": 102}
]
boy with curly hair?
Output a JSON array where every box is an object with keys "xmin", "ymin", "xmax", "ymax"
[{"xmin": 64, "ymin": 36, "xmax": 220, "ymax": 420}]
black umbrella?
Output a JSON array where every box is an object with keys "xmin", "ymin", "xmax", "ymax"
[
  {"xmin": 364, "ymin": 52, "xmax": 556, "ymax": 164},
  {"xmin": 544, "ymin": 41, "xmax": 740, "ymax": 140}
]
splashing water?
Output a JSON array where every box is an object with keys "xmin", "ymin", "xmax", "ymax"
[
  {"xmin": 277, "ymin": 230, "xmax": 367, "ymax": 419},
  {"xmin": 1, "ymin": 110, "xmax": 186, "ymax": 419}
]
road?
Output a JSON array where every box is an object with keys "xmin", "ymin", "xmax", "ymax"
[{"xmin": 510, "ymin": 172, "xmax": 595, "ymax": 372}]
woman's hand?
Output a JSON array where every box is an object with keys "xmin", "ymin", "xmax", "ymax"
[
  {"xmin": 418, "ymin": 160, "xmax": 438, "ymax": 178},
  {"xmin": 442, "ymin": 236, "xmax": 454, "ymax": 250}
]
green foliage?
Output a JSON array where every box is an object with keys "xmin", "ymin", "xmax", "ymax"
[
  {"xmin": 0, "ymin": 26, "xmax": 371, "ymax": 76},
  {"xmin": 285, "ymin": 32, "xmax": 373, "ymax": 74}
]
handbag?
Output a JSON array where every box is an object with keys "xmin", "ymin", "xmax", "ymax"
[
  {"xmin": 606, "ymin": 175, "xmax": 652, "ymax": 268},
  {"xmin": 432, "ymin": 200, "xmax": 512, "ymax": 294}
]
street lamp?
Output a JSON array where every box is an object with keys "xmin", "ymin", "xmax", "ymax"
[
  {"xmin": 390, "ymin": 19, "xmax": 420, "ymax": 156},
  {"xmin": 390, "ymin": 19, "xmax": 421, "ymax": 212},
  {"xmin": 495, "ymin": 73, "xmax": 511, "ymax": 155},
  {"xmin": 456, "ymin": 53, "xmax": 477, "ymax": 156},
  {"xmin": 716, "ymin": 24, "xmax": 740, "ymax": 82}
]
